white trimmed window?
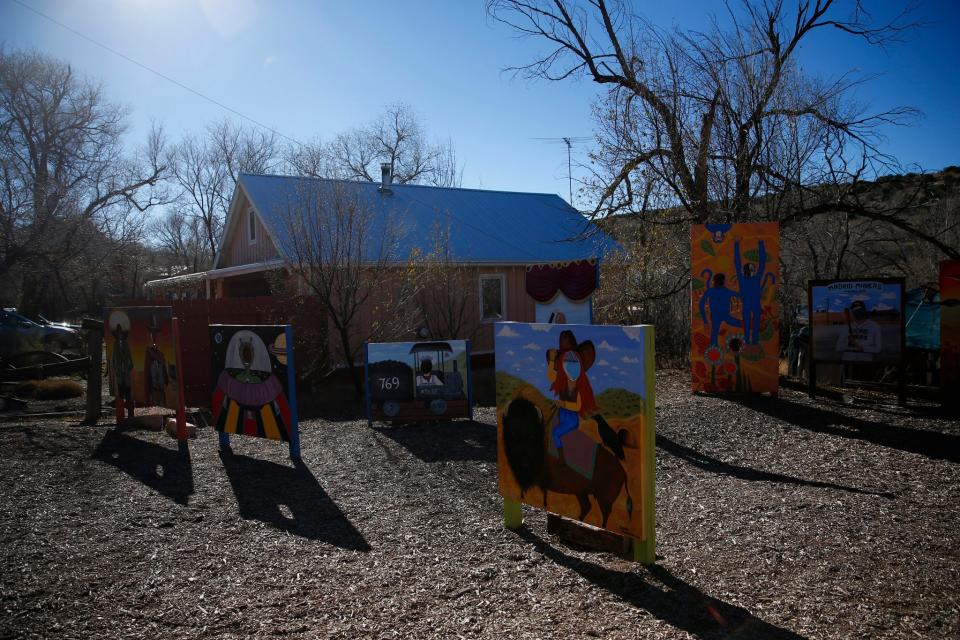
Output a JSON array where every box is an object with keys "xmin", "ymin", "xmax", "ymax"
[
  {"xmin": 247, "ymin": 208, "xmax": 257, "ymax": 244},
  {"xmin": 480, "ymin": 274, "xmax": 505, "ymax": 322}
]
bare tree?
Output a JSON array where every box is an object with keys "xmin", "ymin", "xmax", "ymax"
[
  {"xmin": 415, "ymin": 221, "xmax": 480, "ymax": 341},
  {"xmin": 428, "ymin": 138, "xmax": 464, "ymax": 188},
  {"xmin": 488, "ymin": 1, "xmax": 923, "ymax": 225},
  {"xmin": 276, "ymin": 181, "xmax": 422, "ymax": 397},
  {"xmin": 489, "ymin": 1, "xmax": 959, "ymax": 361},
  {"xmin": 284, "ymin": 135, "xmax": 336, "ymax": 181},
  {"xmin": 150, "ymin": 208, "xmax": 207, "ymax": 274},
  {"xmin": 0, "ymin": 48, "xmax": 167, "ymax": 314},
  {"xmin": 285, "ymin": 103, "xmax": 463, "ymax": 187},
  {"xmin": 169, "ymin": 119, "xmax": 278, "ymax": 267}
]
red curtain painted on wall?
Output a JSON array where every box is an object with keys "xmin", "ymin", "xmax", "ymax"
[{"xmin": 525, "ymin": 260, "xmax": 597, "ymax": 302}]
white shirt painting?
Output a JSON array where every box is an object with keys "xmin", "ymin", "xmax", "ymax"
[{"xmin": 835, "ymin": 319, "xmax": 882, "ymax": 361}]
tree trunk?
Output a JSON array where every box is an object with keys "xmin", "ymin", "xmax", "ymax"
[
  {"xmin": 82, "ymin": 318, "xmax": 104, "ymax": 425},
  {"xmin": 337, "ymin": 325, "xmax": 363, "ymax": 400}
]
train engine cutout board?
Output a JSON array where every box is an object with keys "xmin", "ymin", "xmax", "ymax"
[
  {"xmin": 495, "ymin": 322, "xmax": 656, "ymax": 562},
  {"xmin": 364, "ymin": 340, "xmax": 473, "ymax": 425}
]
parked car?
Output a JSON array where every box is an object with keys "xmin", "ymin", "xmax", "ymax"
[
  {"xmin": 0, "ymin": 308, "xmax": 80, "ymax": 357},
  {"xmin": 34, "ymin": 314, "xmax": 81, "ymax": 331}
]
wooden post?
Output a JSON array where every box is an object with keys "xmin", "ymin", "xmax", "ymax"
[
  {"xmin": 897, "ymin": 365, "xmax": 907, "ymax": 408},
  {"xmin": 897, "ymin": 284, "xmax": 907, "ymax": 407},
  {"xmin": 285, "ymin": 324, "xmax": 301, "ymax": 460},
  {"xmin": 633, "ymin": 325, "xmax": 657, "ymax": 565},
  {"xmin": 172, "ymin": 318, "xmax": 188, "ymax": 441},
  {"xmin": 82, "ymin": 318, "xmax": 103, "ymax": 425},
  {"xmin": 807, "ymin": 282, "xmax": 815, "ymax": 399},
  {"xmin": 503, "ymin": 498, "xmax": 523, "ymax": 530}
]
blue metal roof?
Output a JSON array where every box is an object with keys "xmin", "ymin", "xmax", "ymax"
[{"xmin": 237, "ymin": 173, "xmax": 617, "ymax": 264}]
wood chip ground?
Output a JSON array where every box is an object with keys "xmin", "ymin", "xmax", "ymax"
[{"xmin": 1, "ymin": 370, "xmax": 957, "ymax": 639}]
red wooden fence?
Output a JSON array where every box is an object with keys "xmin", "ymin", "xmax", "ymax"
[{"xmin": 135, "ymin": 296, "xmax": 313, "ymax": 407}]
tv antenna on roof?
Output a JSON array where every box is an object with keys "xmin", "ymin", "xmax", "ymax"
[{"xmin": 532, "ymin": 136, "xmax": 591, "ymax": 206}]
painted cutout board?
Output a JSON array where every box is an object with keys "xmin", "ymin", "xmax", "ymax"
[
  {"xmin": 365, "ymin": 340, "xmax": 472, "ymax": 424},
  {"xmin": 939, "ymin": 261, "xmax": 960, "ymax": 403},
  {"xmin": 210, "ymin": 325, "xmax": 300, "ymax": 457},
  {"xmin": 691, "ymin": 223, "xmax": 780, "ymax": 393},
  {"xmin": 495, "ymin": 322, "xmax": 655, "ymax": 549},
  {"xmin": 809, "ymin": 279, "xmax": 904, "ymax": 364},
  {"xmin": 105, "ymin": 306, "xmax": 180, "ymax": 410}
]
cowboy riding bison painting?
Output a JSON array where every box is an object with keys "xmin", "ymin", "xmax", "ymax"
[{"xmin": 495, "ymin": 322, "xmax": 655, "ymax": 541}]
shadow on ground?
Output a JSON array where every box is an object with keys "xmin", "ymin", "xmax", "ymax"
[
  {"xmin": 372, "ymin": 419, "xmax": 495, "ymax": 463},
  {"xmin": 516, "ymin": 527, "xmax": 807, "ymax": 640},
  {"xmin": 7, "ymin": 425, "xmax": 91, "ymax": 462},
  {"xmin": 728, "ymin": 395, "xmax": 960, "ymax": 463},
  {"xmin": 657, "ymin": 435, "xmax": 895, "ymax": 498},
  {"xmin": 219, "ymin": 451, "xmax": 370, "ymax": 551},
  {"xmin": 92, "ymin": 429, "xmax": 194, "ymax": 505}
]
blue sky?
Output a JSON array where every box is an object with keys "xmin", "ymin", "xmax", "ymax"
[
  {"xmin": 812, "ymin": 281, "xmax": 902, "ymax": 313},
  {"xmin": 2, "ymin": 0, "xmax": 957, "ymax": 209},
  {"xmin": 494, "ymin": 322, "xmax": 648, "ymax": 399}
]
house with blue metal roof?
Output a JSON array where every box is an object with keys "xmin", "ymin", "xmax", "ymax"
[{"xmin": 149, "ymin": 167, "xmax": 617, "ymax": 352}]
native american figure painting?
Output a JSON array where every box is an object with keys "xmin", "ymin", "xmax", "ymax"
[{"xmin": 105, "ymin": 306, "xmax": 178, "ymax": 411}]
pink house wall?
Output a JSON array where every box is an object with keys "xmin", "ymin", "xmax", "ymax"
[
  {"xmin": 217, "ymin": 190, "xmax": 280, "ymax": 268},
  {"xmin": 215, "ymin": 192, "xmax": 539, "ymax": 356}
]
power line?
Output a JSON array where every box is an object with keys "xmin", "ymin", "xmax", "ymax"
[{"xmin": 10, "ymin": 0, "xmax": 305, "ymax": 148}]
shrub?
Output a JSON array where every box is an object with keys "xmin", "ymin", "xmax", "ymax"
[{"xmin": 12, "ymin": 380, "xmax": 40, "ymax": 398}]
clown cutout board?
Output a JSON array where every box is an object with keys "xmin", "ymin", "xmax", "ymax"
[
  {"xmin": 690, "ymin": 223, "xmax": 780, "ymax": 394},
  {"xmin": 210, "ymin": 325, "xmax": 300, "ymax": 459},
  {"xmin": 105, "ymin": 307, "xmax": 183, "ymax": 412},
  {"xmin": 495, "ymin": 322, "xmax": 656, "ymax": 563}
]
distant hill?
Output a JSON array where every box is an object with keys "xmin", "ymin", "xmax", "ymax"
[
  {"xmin": 497, "ymin": 371, "xmax": 646, "ymax": 420},
  {"xmin": 496, "ymin": 371, "xmax": 541, "ymax": 409},
  {"xmin": 600, "ymin": 166, "xmax": 960, "ymax": 237},
  {"xmin": 595, "ymin": 388, "xmax": 646, "ymax": 419}
]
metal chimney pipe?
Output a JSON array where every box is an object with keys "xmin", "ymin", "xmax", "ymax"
[{"xmin": 380, "ymin": 162, "xmax": 392, "ymax": 193}]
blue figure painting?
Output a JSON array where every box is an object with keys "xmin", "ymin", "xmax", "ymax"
[
  {"xmin": 691, "ymin": 222, "xmax": 780, "ymax": 394},
  {"xmin": 734, "ymin": 238, "xmax": 777, "ymax": 345},
  {"xmin": 699, "ymin": 270, "xmax": 741, "ymax": 346}
]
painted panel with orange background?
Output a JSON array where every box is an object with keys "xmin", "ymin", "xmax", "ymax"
[
  {"xmin": 104, "ymin": 306, "xmax": 179, "ymax": 409},
  {"xmin": 941, "ymin": 260, "xmax": 960, "ymax": 403},
  {"xmin": 496, "ymin": 322, "xmax": 655, "ymax": 541},
  {"xmin": 690, "ymin": 223, "xmax": 780, "ymax": 393}
]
